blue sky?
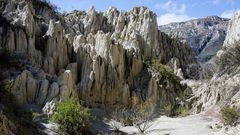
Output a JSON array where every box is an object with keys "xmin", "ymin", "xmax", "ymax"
[{"xmin": 49, "ymin": 0, "xmax": 240, "ymax": 25}]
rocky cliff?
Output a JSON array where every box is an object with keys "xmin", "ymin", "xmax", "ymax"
[
  {"xmin": 187, "ymin": 12, "xmax": 240, "ymax": 113},
  {"xmin": 159, "ymin": 16, "xmax": 229, "ymax": 62},
  {"xmin": 0, "ymin": 0, "xmax": 198, "ymax": 116}
]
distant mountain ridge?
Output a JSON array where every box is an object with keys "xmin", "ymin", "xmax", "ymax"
[
  {"xmin": 159, "ymin": 16, "xmax": 229, "ymax": 62},
  {"xmin": 187, "ymin": 12, "xmax": 240, "ymax": 113}
]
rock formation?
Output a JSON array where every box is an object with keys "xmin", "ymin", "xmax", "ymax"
[
  {"xmin": 159, "ymin": 16, "xmax": 229, "ymax": 62},
  {"xmin": 186, "ymin": 12, "xmax": 240, "ymax": 113},
  {"xmin": 0, "ymin": 0, "xmax": 198, "ymax": 113}
]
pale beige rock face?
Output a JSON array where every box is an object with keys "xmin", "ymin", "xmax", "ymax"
[
  {"xmin": 76, "ymin": 31, "xmax": 186, "ymax": 107},
  {"xmin": 44, "ymin": 20, "xmax": 70, "ymax": 74},
  {"xmin": 1, "ymin": 0, "xmax": 197, "ymax": 111},
  {"xmin": 12, "ymin": 70, "xmax": 31, "ymax": 105},
  {"xmin": 15, "ymin": 29, "xmax": 28, "ymax": 53},
  {"xmin": 73, "ymin": 35, "xmax": 85, "ymax": 53},
  {"xmin": 6, "ymin": 29, "xmax": 15, "ymax": 51},
  {"xmin": 26, "ymin": 77, "xmax": 38, "ymax": 103},
  {"xmin": 36, "ymin": 79, "xmax": 49, "ymax": 106},
  {"xmin": 11, "ymin": 70, "xmax": 37, "ymax": 105},
  {"xmin": 223, "ymin": 11, "xmax": 240, "ymax": 48},
  {"xmin": 43, "ymin": 57, "xmax": 55, "ymax": 75},
  {"xmin": 185, "ymin": 73, "xmax": 240, "ymax": 113},
  {"xmin": 66, "ymin": 63, "xmax": 78, "ymax": 84},
  {"xmin": 45, "ymin": 82, "xmax": 59, "ymax": 102},
  {"xmin": 57, "ymin": 63, "xmax": 78, "ymax": 101}
]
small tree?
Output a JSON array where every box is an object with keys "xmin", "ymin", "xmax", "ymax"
[
  {"xmin": 51, "ymin": 100, "xmax": 94, "ymax": 135},
  {"xmin": 109, "ymin": 102, "xmax": 154, "ymax": 134},
  {"xmin": 131, "ymin": 102, "xmax": 154, "ymax": 134},
  {"xmin": 109, "ymin": 107, "xmax": 125, "ymax": 132}
]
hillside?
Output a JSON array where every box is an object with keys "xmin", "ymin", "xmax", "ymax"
[{"xmin": 160, "ymin": 16, "xmax": 229, "ymax": 62}]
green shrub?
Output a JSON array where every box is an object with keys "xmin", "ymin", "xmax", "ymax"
[
  {"xmin": 51, "ymin": 100, "xmax": 94, "ymax": 135},
  {"xmin": 215, "ymin": 41, "xmax": 240, "ymax": 73},
  {"xmin": 176, "ymin": 106, "xmax": 190, "ymax": 117},
  {"xmin": 182, "ymin": 87, "xmax": 192, "ymax": 99},
  {"xmin": 151, "ymin": 60, "xmax": 181, "ymax": 83},
  {"xmin": 162, "ymin": 103, "xmax": 173, "ymax": 116},
  {"xmin": 5, "ymin": 80, "xmax": 14, "ymax": 92},
  {"xmin": 221, "ymin": 106, "xmax": 240, "ymax": 127}
]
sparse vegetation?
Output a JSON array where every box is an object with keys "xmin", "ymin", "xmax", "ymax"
[
  {"xmin": 28, "ymin": 0, "xmax": 60, "ymax": 11},
  {"xmin": 5, "ymin": 79, "xmax": 14, "ymax": 92},
  {"xmin": 221, "ymin": 106, "xmax": 240, "ymax": 127},
  {"xmin": 51, "ymin": 100, "xmax": 94, "ymax": 135},
  {"xmin": 131, "ymin": 102, "xmax": 155, "ymax": 134},
  {"xmin": 110, "ymin": 102, "xmax": 154, "ymax": 134},
  {"xmin": 109, "ymin": 107, "xmax": 125, "ymax": 132},
  {"xmin": 221, "ymin": 106, "xmax": 240, "ymax": 135},
  {"xmin": 215, "ymin": 41, "xmax": 240, "ymax": 73},
  {"xmin": 162, "ymin": 103, "xmax": 173, "ymax": 116},
  {"xmin": 182, "ymin": 87, "xmax": 192, "ymax": 99},
  {"xmin": 40, "ymin": 0, "xmax": 60, "ymax": 11},
  {"xmin": 176, "ymin": 105, "xmax": 190, "ymax": 117},
  {"xmin": 0, "ymin": 83, "xmax": 43, "ymax": 134},
  {"xmin": 147, "ymin": 59, "xmax": 181, "ymax": 83}
]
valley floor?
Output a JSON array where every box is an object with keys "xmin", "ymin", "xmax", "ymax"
[
  {"xmin": 119, "ymin": 114, "xmax": 218, "ymax": 135},
  {"xmin": 98, "ymin": 113, "xmax": 239, "ymax": 135},
  {"xmin": 36, "ymin": 108, "xmax": 240, "ymax": 135}
]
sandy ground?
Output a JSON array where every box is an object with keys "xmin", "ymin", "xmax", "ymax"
[
  {"xmin": 118, "ymin": 114, "xmax": 220, "ymax": 135},
  {"xmin": 99, "ymin": 113, "xmax": 239, "ymax": 135}
]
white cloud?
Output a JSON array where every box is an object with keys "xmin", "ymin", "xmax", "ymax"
[
  {"xmin": 158, "ymin": 13, "xmax": 195, "ymax": 25},
  {"xmin": 209, "ymin": 0, "xmax": 235, "ymax": 5},
  {"xmin": 212, "ymin": 0, "xmax": 221, "ymax": 4},
  {"xmin": 220, "ymin": 9, "xmax": 240, "ymax": 18},
  {"xmin": 211, "ymin": 0, "xmax": 235, "ymax": 5},
  {"xmin": 155, "ymin": 0, "xmax": 186, "ymax": 14},
  {"xmin": 155, "ymin": 1, "xmax": 195, "ymax": 26}
]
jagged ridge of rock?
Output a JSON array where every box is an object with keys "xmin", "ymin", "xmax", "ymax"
[
  {"xmin": 187, "ymin": 12, "xmax": 240, "ymax": 113},
  {"xmin": 159, "ymin": 16, "xmax": 229, "ymax": 62},
  {"xmin": 0, "ymin": 0, "xmax": 197, "ymax": 113}
]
